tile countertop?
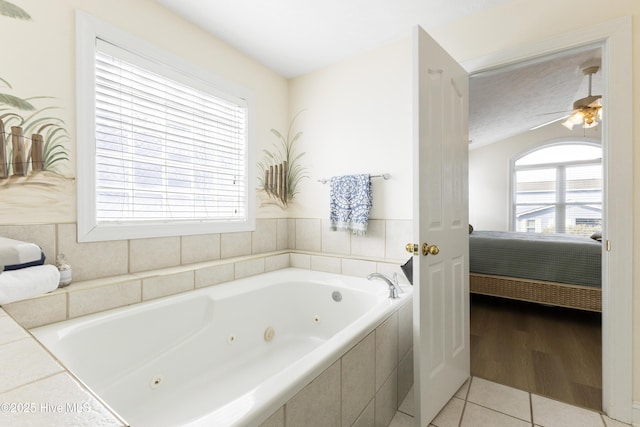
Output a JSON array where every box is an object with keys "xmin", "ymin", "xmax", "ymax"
[{"xmin": 0, "ymin": 308, "xmax": 127, "ymax": 426}]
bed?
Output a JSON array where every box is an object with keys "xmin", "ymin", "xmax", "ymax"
[{"xmin": 469, "ymin": 230, "xmax": 602, "ymax": 312}]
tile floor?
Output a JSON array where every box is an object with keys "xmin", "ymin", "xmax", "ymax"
[{"xmin": 389, "ymin": 376, "xmax": 631, "ymax": 427}]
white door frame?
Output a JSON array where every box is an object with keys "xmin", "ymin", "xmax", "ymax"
[{"xmin": 463, "ymin": 17, "xmax": 633, "ymax": 422}]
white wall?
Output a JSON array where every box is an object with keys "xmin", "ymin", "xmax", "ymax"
[
  {"xmin": 287, "ymin": 38, "xmax": 413, "ymax": 221},
  {"xmin": 469, "ymin": 125, "xmax": 601, "ymax": 231}
]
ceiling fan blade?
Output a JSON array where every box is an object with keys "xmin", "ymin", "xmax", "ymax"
[
  {"xmin": 536, "ymin": 109, "xmax": 573, "ymax": 116},
  {"xmin": 529, "ymin": 114, "xmax": 570, "ymax": 130}
]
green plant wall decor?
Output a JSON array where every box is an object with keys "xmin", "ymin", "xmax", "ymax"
[
  {"xmin": 0, "ymin": 1, "xmax": 74, "ymax": 223},
  {"xmin": 0, "ymin": 1, "xmax": 70, "ymax": 179},
  {"xmin": 257, "ymin": 111, "xmax": 309, "ymax": 209},
  {"xmin": 0, "ymin": 0, "xmax": 30, "ymax": 21}
]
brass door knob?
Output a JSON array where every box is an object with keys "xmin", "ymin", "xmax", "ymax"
[
  {"xmin": 422, "ymin": 243, "xmax": 440, "ymax": 256},
  {"xmin": 405, "ymin": 243, "xmax": 418, "ymax": 255}
]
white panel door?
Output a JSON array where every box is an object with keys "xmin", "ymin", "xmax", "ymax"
[{"xmin": 412, "ymin": 26, "xmax": 470, "ymax": 426}]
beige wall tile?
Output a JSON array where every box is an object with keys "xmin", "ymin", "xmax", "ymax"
[
  {"xmin": 57, "ymin": 224, "xmax": 128, "ymax": 281},
  {"xmin": 0, "ymin": 339, "xmax": 63, "ymax": 393},
  {"xmin": 385, "ymin": 220, "xmax": 413, "ymax": 261},
  {"xmin": 374, "ymin": 369, "xmax": 397, "ymax": 427},
  {"xmin": 341, "ymin": 332, "xmax": 376, "ymax": 427},
  {"xmin": 68, "ymin": 280, "xmax": 141, "ymax": 318},
  {"xmin": 195, "ymin": 263, "xmax": 234, "ymax": 288},
  {"xmin": 376, "ymin": 313, "xmax": 398, "ymax": 391},
  {"xmin": 258, "ymin": 406, "xmax": 284, "ymax": 427},
  {"xmin": 295, "ymin": 219, "xmax": 321, "ymax": 251},
  {"xmin": 221, "ymin": 231, "xmax": 252, "ymax": 258},
  {"xmin": 286, "ymin": 219, "xmax": 296, "ymax": 249},
  {"xmin": 290, "ymin": 253, "xmax": 310, "ymax": 269},
  {"xmin": 235, "ymin": 258, "xmax": 265, "ymax": 279},
  {"xmin": 398, "ymin": 384, "xmax": 414, "ymax": 416},
  {"xmin": 253, "ymin": 219, "xmax": 277, "ymax": 254},
  {"xmin": 352, "ymin": 398, "xmax": 375, "ymax": 427},
  {"xmin": 181, "ymin": 234, "xmax": 220, "ymax": 264},
  {"xmin": 276, "ymin": 219, "xmax": 289, "ymax": 250},
  {"xmin": 341, "ymin": 258, "xmax": 376, "ymax": 278},
  {"xmin": 321, "ymin": 219, "xmax": 350, "ymax": 255},
  {"xmin": 142, "ymin": 271, "xmax": 194, "ymax": 301},
  {"xmin": 310, "ymin": 255, "xmax": 341, "ymax": 274},
  {"xmin": 286, "ymin": 360, "xmax": 341, "ymax": 427},
  {"xmin": 376, "ymin": 262, "xmax": 410, "ymax": 285},
  {"xmin": 351, "ymin": 219, "xmax": 385, "ymax": 258},
  {"xmin": 0, "ymin": 224, "xmax": 56, "ymax": 266},
  {"xmin": 3, "ymin": 293, "xmax": 67, "ymax": 329},
  {"xmin": 130, "ymin": 237, "xmax": 181, "ymax": 273},
  {"xmin": 397, "ymin": 347, "xmax": 413, "ymax": 409},
  {"xmin": 265, "ymin": 254, "xmax": 289, "ymax": 272},
  {"xmin": 398, "ymin": 300, "xmax": 413, "ymax": 360}
]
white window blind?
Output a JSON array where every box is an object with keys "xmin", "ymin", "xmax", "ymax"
[{"xmin": 94, "ymin": 39, "xmax": 248, "ymax": 224}]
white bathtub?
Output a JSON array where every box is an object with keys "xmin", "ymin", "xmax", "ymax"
[{"xmin": 32, "ymin": 268, "xmax": 412, "ymax": 427}]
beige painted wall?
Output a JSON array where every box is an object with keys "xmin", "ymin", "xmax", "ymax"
[
  {"xmin": 288, "ymin": 38, "xmax": 413, "ymax": 221},
  {"xmin": 1, "ymin": 0, "xmax": 289, "ymax": 223},
  {"xmin": 469, "ymin": 125, "xmax": 601, "ymax": 231}
]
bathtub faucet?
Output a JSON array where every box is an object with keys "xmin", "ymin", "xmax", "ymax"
[{"xmin": 367, "ymin": 272, "xmax": 403, "ymax": 299}]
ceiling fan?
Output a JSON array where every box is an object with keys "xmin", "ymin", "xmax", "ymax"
[{"xmin": 531, "ymin": 62, "xmax": 603, "ymax": 131}]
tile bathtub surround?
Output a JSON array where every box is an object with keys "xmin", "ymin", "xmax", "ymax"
[
  {"xmin": 0, "ymin": 218, "xmax": 408, "ymax": 283},
  {"xmin": 3, "ymin": 248, "xmax": 411, "ymax": 330},
  {"xmin": 2, "ymin": 252, "xmax": 289, "ymax": 328},
  {"xmin": 259, "ymin": 300, "xmax": 413, "ymax": 427},
  {"xmin": 0, "ymin": 310, "xmax": 125, "ymax": 426},
  {"xmin": 0, "ymin": 224, "xmax": 56, "ymax": 268}
]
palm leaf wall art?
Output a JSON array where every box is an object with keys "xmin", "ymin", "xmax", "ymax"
[
  {"xmin": 0, "ymin": 0, "xmax": 30, "ymax": 20},
  {"xmin": 257, "ymin": 111, "xmax": 309, "ymax": 208},
  {"xmin": 0, "ymin": 1, "xmax": 71, "ymax": 179}
]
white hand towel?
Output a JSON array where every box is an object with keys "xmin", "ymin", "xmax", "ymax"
[
  {"xmin": 0, "ymin": 265, "xmax": 60, "ymax": 305},
  {"xmin": 0, "ymin": 237, "xmax": 43, "ymax": 269}
]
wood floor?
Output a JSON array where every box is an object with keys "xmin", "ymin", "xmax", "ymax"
[{"xmin": 470, "ymin": 294, "xmax": 602, "ymax": 411}]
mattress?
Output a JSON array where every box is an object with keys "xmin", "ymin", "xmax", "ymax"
[{"xmin": 469, "ymin": 230, "xmax": 602, "ymax": 287}]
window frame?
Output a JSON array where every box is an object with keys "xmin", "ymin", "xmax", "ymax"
[
  {"xmin": 76, "ymin": 11, "xmax": 255, "ymax": 242},
  {"xmin": 510, "ymin": 139, "xmax": 602, "ymax": 234}
]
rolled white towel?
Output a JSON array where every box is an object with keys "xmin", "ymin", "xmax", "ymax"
[
  {"xmin": 0, "ymin": 237, "xmax": 44, "ymax": 270},
  {"xmin": 0, "ymin": 265, "xmax": 60, "ymax": 305}
]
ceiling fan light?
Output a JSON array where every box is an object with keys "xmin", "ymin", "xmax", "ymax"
[
  {"xmin": 562, "ymin": 117, "xmax": 576, "ymax": 130},
  {"xmin": 569, "ymin": 111, "xmax": 585, "ymax": 124}
]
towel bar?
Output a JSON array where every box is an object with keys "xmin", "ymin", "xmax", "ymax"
[{"xmin": 318, "ymin": 173, "xmax": 390, "ymax": 184}]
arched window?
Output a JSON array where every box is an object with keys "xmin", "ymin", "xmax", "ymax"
[{"xmin": 511, "ymin": 142, "xmax": 602, "ymax": 235}]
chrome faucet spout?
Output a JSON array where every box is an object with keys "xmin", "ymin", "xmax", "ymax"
[{"xmin": 367, "ymin": 272, "xmax": 403, "ymax": 299}]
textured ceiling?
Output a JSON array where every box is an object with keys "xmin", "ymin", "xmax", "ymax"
[{"xmin": 469, "ymin": 46, "xmax": 603, "ymax": 147}]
